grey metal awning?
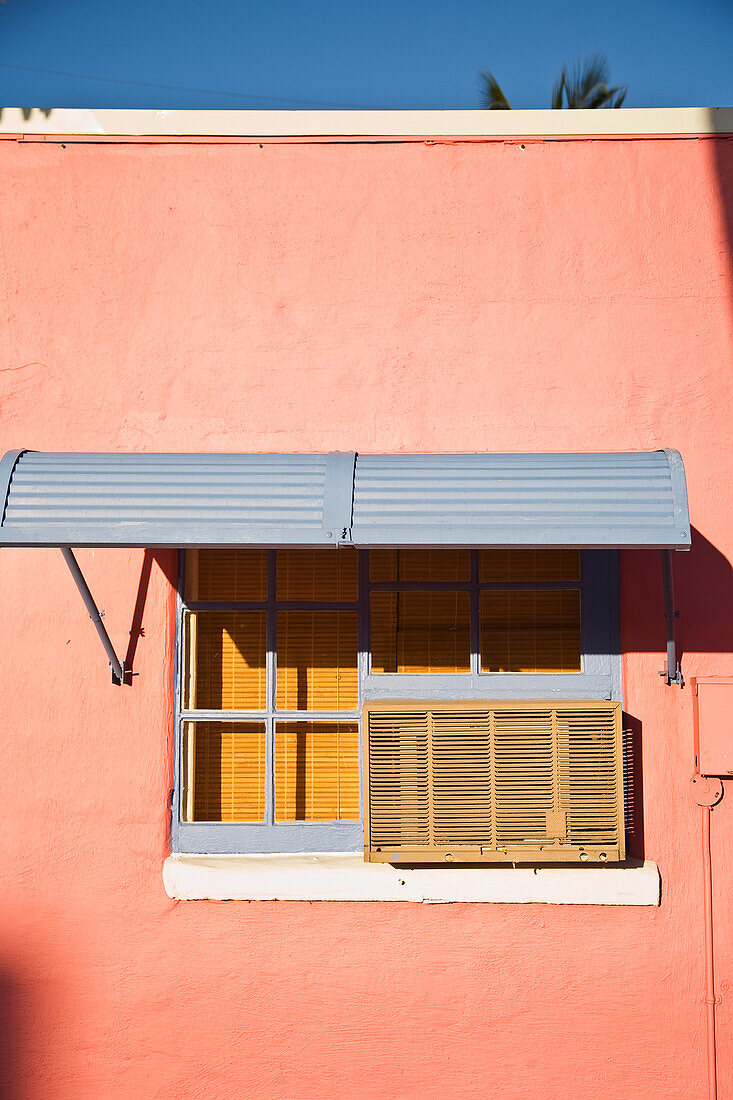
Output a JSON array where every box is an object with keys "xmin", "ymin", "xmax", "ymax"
[
  {"xmin": 0, "ymin": 447, "xmax": 690, "ymax": 687},
  {"xmin": 0, "ymin": 450, "xmax": 356, "ymax": 547},
  {"xmin": 352, "ymin": 450, "xmax": 689, "ymax": 549},
  {"xmin": 0, "ymin": 448, "xmax": 689, "ymax": 549}
]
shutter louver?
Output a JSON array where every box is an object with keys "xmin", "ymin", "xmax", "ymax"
[
  {"xmin": 370, "ymin": 591, "xmax": 471, "ymax": 673},
  {"xmin": 275, "ymin": 721, "xmax": 360, "ymax": 821},
  {"xmin": 432, "ymin": 710, "xmax": 493, "ymax": 846},
  {"xmin": 367, "ymin": 709, "xmax": 430, "ymax": 847},
  {"xmin": 183, "ymin": 721, "xmax": 266, "ymax": 822},
  {"xmin": 183, "ymin": 610, "xmax": 267, "ymax": 711},
  {"xmin": 276, "ymin": 548, "xmax": 358, "ymax": 601},
  {"xmin": 276, "ymin": 610, "xmax": 358, "ymax": 711},
  {"xmin": 364, "ymin": 700, "xmax": 624, "ymax": 863}
]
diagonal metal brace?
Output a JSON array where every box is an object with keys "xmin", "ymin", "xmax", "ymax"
[
  {"xmin": 661, "ymin": 548, "xmax": 682, "ymax": 686},
  {"xmin": 61, "ymin": 547, "xmax": 125, "ymax": 685}
]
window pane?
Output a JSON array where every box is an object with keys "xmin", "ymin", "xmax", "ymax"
[
  {"xmin": 182, "ymin": 721, "xmax": 265, "ymax": 822},
  {"xmin": 183, "ymin": 611, "xmax": 267, "ymax": 710},
  {"xmin": 276, "ymin": 610, "xmax": 358, "ymax": 710},
  {"xmin": 186, "ymin": 549, "xmax": 268, "ymax": 601},
  {"xmin": 370, "ymin": 591, "xmax": 471, "ymax": 673},
  {"xmin": 275, "ymin": 721, "xmax": 359, "ymax": 821},
  {"xmin": 370, "ymin": 548, "xmax": 471, "ymax": 582},
  {"xmin": 480, "ymin": 549, "xmax": 580, "ymax": 583},
  {"xmin": 277, "ymin": 548, "xmax": 358, "ymax": 601},
  {"xmin": 480, "ymin": 590, "xmax": 581, "ymax": 672}
]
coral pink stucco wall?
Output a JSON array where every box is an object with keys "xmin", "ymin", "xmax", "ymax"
[{"xmin": 1, "ymin": 131, "xmax": 733, "ymax": 1098}]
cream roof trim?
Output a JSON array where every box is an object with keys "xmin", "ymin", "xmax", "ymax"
[{"xmin": 0, "ymin": 106, "xmax": 732, "ymax": 138}]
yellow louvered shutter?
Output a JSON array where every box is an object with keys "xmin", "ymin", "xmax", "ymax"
[
  {"xmin": 183, "ymin": 610, "xmax": 267, "ymax": 710},
  {"xmin": 182, "ymin": 721, "xmax": 266, "ymax": 822},
  {"xmin": 277, "ymin": 548, "xmax": 358, "ymax": 600},
  {"xmin": 188, "ymin": 548, "xmax": 268, "ymax": 601},
  {"xmin": 276, "ymin": 609, "xmax": 358, "ymax": 711},
  {"xmin": 370, "ymin": 591, "xmax": 471, "ymax": 673},
  {"xmin": 366, "ymin": 709, "xmax": 430, "ymax": 847},
  {"xmin": 275, "ymin": 721, "xmax": 359, "ymax": 821},
  {"xmin": 480, "ymin": 590, "xmax": 581, "ymax": 673},
  {"xmin": 370, "ymin": 549, "xmax": 471, "ymax": 582},
  {"xmin": 479, "ymin": 548, "xmax": 580, "ymax": 583},
  {"xmin": 364, "ymin": 700, "xmax": 624, "ymax": 863}
]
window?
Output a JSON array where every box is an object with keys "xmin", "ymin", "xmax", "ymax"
[
  {"xmin": 368, "ymin": 548, "xmax": 581, "ymax": 675},
  {"xmin": 173, "ymin": 548, "xmax": 620, "ymax": 854}
]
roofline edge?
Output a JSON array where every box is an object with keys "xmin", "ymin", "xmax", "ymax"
[{"xmin": 1, "ymin": 107, "xmax": 733, "ymax": 140}]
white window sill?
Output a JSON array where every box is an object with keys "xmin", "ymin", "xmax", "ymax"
[{"xmin": 163, "ymin": 853, "xmax": 660, "ymax": 905}]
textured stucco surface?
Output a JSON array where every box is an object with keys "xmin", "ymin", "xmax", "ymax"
[{"xmin": 1, "ymin": 133, "xmax": 733, "ymax": 1098}]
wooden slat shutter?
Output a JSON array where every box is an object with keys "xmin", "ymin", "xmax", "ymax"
[
  {"xmin": 183, "ymin": 610, "xmax": 267, "ymax": 710},
  {"xmin": 182, "ymin": 721, "xmax": 266, "ymax": 822},
  {"xmin": 275, "ymin": 721, "xmax": 360, "ymax": 821},
  {"xmin": 364, "ymin": 700, "xmax": 624, "ymax": 863}
]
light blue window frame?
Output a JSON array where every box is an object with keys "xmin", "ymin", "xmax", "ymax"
[{"xmin": 172, "ymin": 548, "xmax": 621, "ymax": 854}]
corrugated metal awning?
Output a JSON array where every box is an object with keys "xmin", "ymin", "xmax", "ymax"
[
  {"xmin": 0, "ymin": 450, "xmax": 356, "ymax": 547},
  {"xmin": 0, "ymin": 447, "xmax": 690, "ymax": 549},
  {"xmin": 351, "ymin": 450, "xmax": 690, "ymax": 548}
]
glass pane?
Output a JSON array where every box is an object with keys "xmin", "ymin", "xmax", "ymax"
[
  {"xmin": 370, "ymin": 591, "xmax": 471, "ymax": 673},
  {"xmin": 276, "ymin": 610, "xmax": 358, "ymax": 710},
  {"xmin": 370, "ymin": 548, "xmax": 471, "ymax": 582},
  {"xmin": 182, "ymin": 721, "xmax": 266, "ymax": 822},
  {"xmin": 277, "ymin": 548, "xmax": 358, "ymax": 601},
  {"xmin": 480, "ymin": 590, "xmax": 581, "ymax": 672},
  {"xmin": 186, "ymin": 549, "xmax": 268, "ymax": 602},
  {"xmin": 480, "ymin": 549, "xmax": 580, "ymax": 583},
  {"xmin": 183, "ymin": 611, "xmax": 267, "ymax": 710},
  {"xmin": 275, "ymin": 721, "xmax": 359, "ymax": 821}
]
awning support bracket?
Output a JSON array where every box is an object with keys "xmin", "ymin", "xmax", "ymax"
[
  {"xmin": 61, "ymin": 547, "xmax": 125, "ymax": 685},
  {"xmin": 661, "ymin": 548, "xmax": 682, "ymax": 686}
]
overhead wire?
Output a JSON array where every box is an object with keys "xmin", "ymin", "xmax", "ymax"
[{"xmin": 0, "ymin": 59, "xmax": 381, "ymax": 109}]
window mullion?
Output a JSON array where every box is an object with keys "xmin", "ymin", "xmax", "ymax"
[
  {"xmin": 358, "ymin": 549, "xmax": 370, "ymax": 815},
  {"xmin": 265, "ymin": 548, "xmax": 277, "ymax": 825},
  {"xmin": 470, "ymin": 549, "xmax": 480, "ymax": 676}
]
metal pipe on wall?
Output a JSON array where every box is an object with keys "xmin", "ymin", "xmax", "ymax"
[
  {"xmin": 702, "ymin": 804, "xmax": 718, "ymax": 1100},
  {"xmin": 690, "ymin": 773, "xmax": 724, "ymax": 1100}
]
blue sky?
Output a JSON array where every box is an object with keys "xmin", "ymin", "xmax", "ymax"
[{"xmin": 1, "ymin": 0, "xmax": 733, "ymax": 110}]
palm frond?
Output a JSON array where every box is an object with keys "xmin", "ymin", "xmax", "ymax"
[
  {"xmin": 480, "ymin": 54, "xmax": 627, "ymax": 111},
  {"xmin": 564, "ymin": 53, "xmax": 610, "ymax": 108},
  {"xmin": 582, "ymin": 82, "xmax": 614, "ymax": 109},
  {"xmin": 608, "ymin": 85, "xmax": 628, "ymax": 109},
  {"xmin": 480, "ymin": 70, "xmax": 512, "ymax": 110},
  {"xmin": 550, "ymin": 71, "xmax": 565, "ymax": 110}
]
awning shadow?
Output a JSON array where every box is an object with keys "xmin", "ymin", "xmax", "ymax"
[
  {"xmin": 124, "ymin": 549, "xmax": 178, "ymax": 682},
  {"xmin": 0, "ymin": 970, "xmax": 26, "ymax": 1100},
  {"xmin": 623, "ymin": 527, "xmax": 733, "ymax": 666}
]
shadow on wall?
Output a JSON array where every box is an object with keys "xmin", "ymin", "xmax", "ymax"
[
  {"xmin": 711, "ymin": 113, "xmax": 733, "ymax": 342},
  {"xmin": 124, "ymin": 549, "xmax": 178, "ymax": 683},
  {"xmin": 621, "ymin": 527, "xmax": 733, "ymax": 859},
  {"xmin": 127, "ymin": 532, "xmax": 733, "ymax": 674},
  {"xmin": 0, "ymin": 970, "xmax": 26, "ymax": 1100},
  {"xmin": 675, "ymin": 527, "xmax": 733, "ymax": 662},
  {"xmin": 623, "ymin": 527, "xmax": 733, "ymax": 665},
  {"xmin": 623, "ymin": 713, "xmax": 644, "ymax": 861}
]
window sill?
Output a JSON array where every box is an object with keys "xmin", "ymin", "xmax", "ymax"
[{"xmin": 163, "ymin": 853, "xmax": 660, "ymax": 905}]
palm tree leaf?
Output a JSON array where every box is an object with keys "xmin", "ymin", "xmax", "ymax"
[
  {"xmin": 583, "ymin": 83, "xmax": 613, "ymax": 109},
  {"xmin": 551, "ymin": 71, "xmax": 565, "ymax": 110},
  {"xmin": 565, "ymin": 53, "xmax": 610, "ymax": 108},
  {"xmin": 480, "ymin": 70, "xmax": 512, "ymax": 110}
]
